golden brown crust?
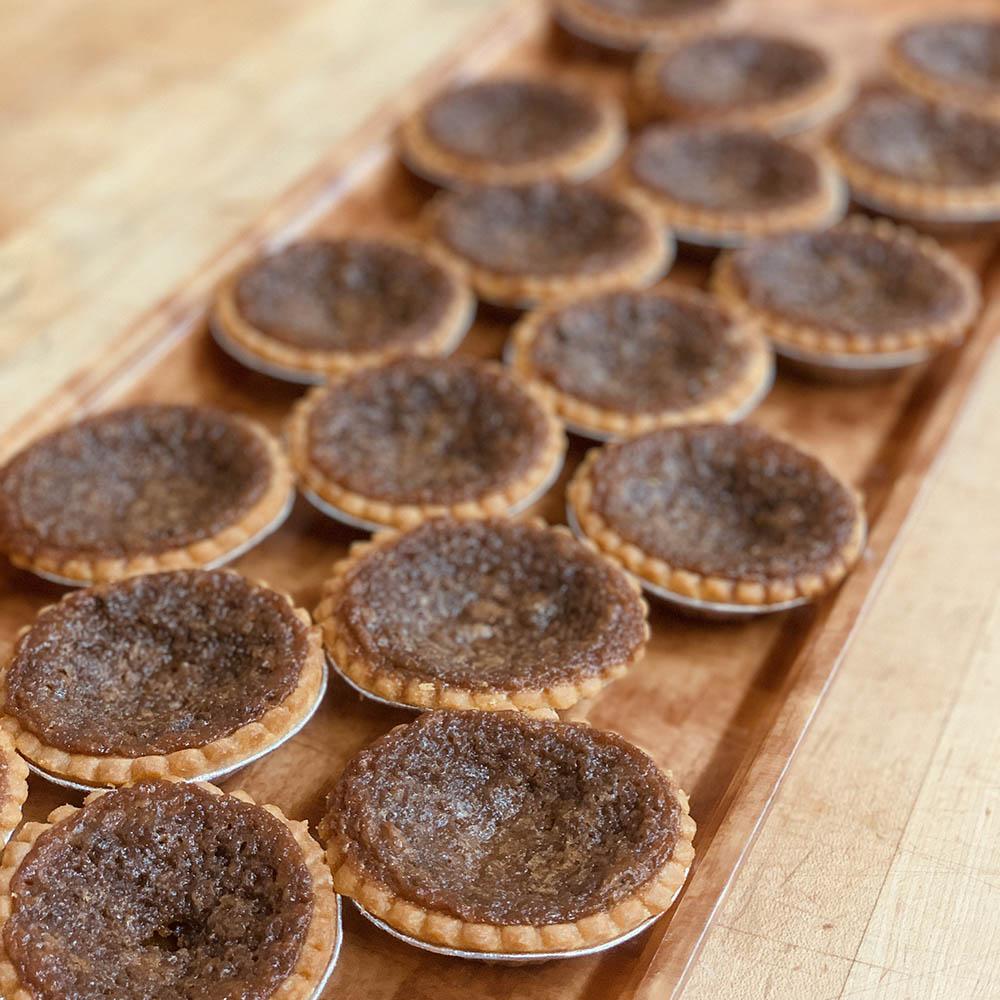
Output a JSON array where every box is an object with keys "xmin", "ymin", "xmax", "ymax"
[
  {"xmin": 0, "ymin": 734, "xmax": 27, "ymax": 848},
  {"xmin": 567, "ymin": 443, "xmax": 867, "ymax": 607},
  {"xmin": 710, "ymin": 216, "xmax": 981, "ymax": 357},
  {"xmin": 286, "ymin": 365, "xmax": 567, "ymax": 530},
  {"xmin": 5, "ymin": 414, "xmax": 293, "ymax": 586},
  {"xmin": 555, "ymin": 0, "xmax": 731, "ymax": 52},
  {"xmin": 0, "ymin": 783, "xmax": 339, "ymax": 1000},
  {"xmin": 400, "ymin": 81, "xmax": 626, "ymax": 188},
  {"xmin": 325, "ymin": 771, "xmax": 695, "ymax": 954},
  {"xmin": 313, "ymin": 518, "xmax": 649, "ymax": 714},
  {"xmin": 508, "ymin": 286, "xmax": 774, "ymax": 438},
  {"xmin": 0, "ymin": 581, "xmax": 325, "ymax": 787},
  {"xmin": 212, "ymin": 237, "xmax": 475, "ymax": 380}
]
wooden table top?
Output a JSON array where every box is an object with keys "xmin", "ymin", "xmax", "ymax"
[{"xmin": 2, "ymin": 2, "xmax": 998, "ymax": 997}]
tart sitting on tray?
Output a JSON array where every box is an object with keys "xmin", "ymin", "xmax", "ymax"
[
  {"xmin": 508, "ymin": 286, "xmax": 773, "ymax": 439},
  {"xmin": 0, "ymin": 404, "xmax": 292, "ymax": 586},
  {"xmin": 0, "ymin": 733, "xmax": 27, "ymax": 849},
  {"xmin": 0, "ymin": 780, "xmax": 340, "ymax": 1000},
  {"xmin": 426, "ymin": 180, "xmax": 671, "ymax": 308},
  {"xmin": 287, "ymin": 357, "xmax": 566, "ymax": 530},
  {"xmin": 400, "ymin": 77, "xmax": 625, "ymax": 188},
  {"xmin": 315, "ymin": 518, "xmax": 648, "ymax": 713},
  {"xmin": 321, "ymin": 711, "xmax": 695, "ymax": 956},
  {"xmin": 712, "ymin": 216, "xmax": 981, "ymax": 364},
  {"xmin": 212, "ymin": 237, "xmax": 475, "ymax": 383},
  {"xmin": 568, "ymin": 423, "xmax": 866, "ymax": 609},
  {"xmin": 0, "ymin": 570, "xmax": 325, "ymax": 788}
]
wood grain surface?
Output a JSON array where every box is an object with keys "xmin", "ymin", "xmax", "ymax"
[{"xmin": 1, "ymin": 2, "xmax": 999, "ymax": 999}]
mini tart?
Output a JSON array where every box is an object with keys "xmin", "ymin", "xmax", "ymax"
[
  {"xmin": 828, "ymin": 92, "xmax": 1000, "ymax": 220},
  {"xmin": 621, "ymin": 124, "xmax": 845, "ymax": 245},
  {"xmin": 314, "ymin": 517, "xmax": 648, "ymax": 713},
  {"xmin": 568, "ymin": 423, "xmax": 866, "ymax": 607},
  {"xmin": 554, "ymin": 0, "xmax": 732, "ymax": 52},
  {"xmin": 321, "ymin": 710, "xmax": 695, "ymax": 954},
  {"xmin": 888, "ymin": 19, "xmax": 1000, "ymax": 119},
  {"xmin": 0, "ymin": 404, "xmax": 292, "ymax": 585},
  {"xmin": 0, "ymin": 735, "xmax": 27, "ymax": 848},
  {"xmin": 400, "ymin": 77, "xmax": 625, "ymax": 188},
  {"xmin": 634, "ymin": 32, "xmax": 850, "ymax": 134},
  {"xmin": 508, "ymin": 286, "xmax": 773, "ymax": 439},
  {"xmin": 426, "ymin": 180, "xmax": 671, "ymax": 308},
  {"xmin": 0, "ymin": 569, "xmax": 325, "ymax": 787},
  {"xmin": 287, "ymin": 357, "xmax": 566, "ymax": 529},
  {"xmin": 711, "ymin": 216, "xmax": 981, "ymax": 359},
  {"xmin": 212, "ymin": 236, "xmax": 474, "ymax": 382},
  {"xmin": 0, "ymin": 780, "xmax": 338, "ymax": 1000}
]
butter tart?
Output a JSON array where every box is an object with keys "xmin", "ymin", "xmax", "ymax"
[
  {"xmin": 712, "ymin": 216, "xmax": 980, "ymax": 366},
  {"xmin": 212, "ymin": 237, "xmax": 474, "ymax": 384},
  {"xmin": 0, "ymin": 404, "xmax": 292, "ymax": 586},
  {"xmin": 889, "ymin": 19, "xmax": 1000, "ymax": 119},
  {"xmin": 288, "ymin": 357, "xmax": 566, "ymax": 530},
  {"xmin": 0, "ymin": 780, "xmax": 340, "ymax": 1000},
  {"xmin": 635, "ymin": 32, "xmax": 851, "ymax": 134},
  {"xmin": 828, "ymin": 92, "xmax": 1000, "ymax": 223},
  {"xmin": 0, "ymin": 569, "xmax": 325, "ymax": 788},
  {"xmin": 568, "ymin": 423, "xmax": 866, "ymax": 609},
  {"xmin": 315, "ymin": 517, "xmax": 648, "ymax": 713},
  {"xmin": 426, "ymin": 180, "xmax": 671, "ymax": 308},
  {"xmin": 554, "ymin": 0, "xmax": 732, "ymax": 52},
  {"xmin": 321, "ymin": 710, "xmax": 695, "ymax": 955},
  {"xmin": 621, "ymin": 124, "xmax": 845, "ymax": 247},
  {"xmin": 0, "ymin": 734, "xmax": 27, "ymax": 849},
  {"xmin": 401, "ymin": 77, "xmax": 625, "ymax": 188},
  {"xmin": 509, "ymin": 286, "xmax": 773, "ymax": 439}
]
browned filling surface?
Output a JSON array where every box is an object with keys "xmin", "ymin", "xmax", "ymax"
[
  {"xmin": 324, "ymin": 711, "xmax": 680, "ymax": 925},
  {"xmin": 4, "ymin": 782, "xmax": 313, "ymax": 1000},
  {"xmin": 0, "ymin": 406, "xmax": 272, "ymax": 563},
  {"xmin": 527, "ymin": 290, "xmax": 753, "ymax": 413},
  {"xmin": 424, "ymin": 80, "xmax": 602, "ymax": 166},
  {"xmin": 834, "ymin": 93, "xmax": 1000, "ymax": 187},
  {"xmin": 306, "ymin": 358, "xmax": 551, "ymax": 505},
  {"xmin": 898, "ymin": 19, "xmax": 1000, "ymax": 93},
  {"xmin": 587, "ymin": 424, "xmax": 858, "ymax": 583},
  {"xmin": 5, "ymin": 570, "xmax": 307, "ymax": 758},
  {"xmin": 434, "ymin": 182, "xmax": 652, "ymax": 277},
  {"xmin": 234, "ymin": 239, "xmax": 455, "ymax": 352},
  {"xmin": 336, "ymin": 519, "xmax": 644, "ymax": 690},
  {"xmin": 631, "ymin": 126, "xmax": 822, "ymax": 212},
  {"xmin": 581, "ymin": 0, "xmax": 720, "ymax": 17},
  {"xmin": 655, "ymin": 33, "xmax": 827, "ymax": 110}
]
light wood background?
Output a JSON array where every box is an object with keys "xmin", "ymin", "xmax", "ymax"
[{"xmin": 2, "ymin": 2, "xmax": 998, "ymax": 998}]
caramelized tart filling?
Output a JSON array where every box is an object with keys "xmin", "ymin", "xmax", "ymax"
[
  {"xmin": 4, "ymin": 782, "xmax": 313, "ymax": 1000},
  {"xmin": 234, "ymin": 239, "xmax": 456, "ymax": 352},
  {"xmin": 586, "ymin": 424, "xmax": 858, "ymax": 582},
  {"xmin": 5, "ymin": 570, "xmax": 308, "ymax": 757},
  {"xmin": 324, "ymin": 711, "xmax": 681, "ymax": 925},
  {"xmin": 526, "ymin": 290, "xmax": 753, "ymax": 413},
  {"xmin": 896, "ymin": 19, "xmax": 1000, "ymax": 94},
  {"xmin": 581, "ymin": 0, "xmax": 718, "ymax": 17},
  {"xmin": 335, "ymin": 519, "xmax": 645, "ymax": 690},
  {"xmin": 434, "ymin": 182, "xmax": 653, "ymax": 276},
  {"xmin": 0, "ymin": 406, "xmax": 271, "ymax": 563},
  {"xmin": 305, "ymin": 358, "xmax": 552, "ymax": 505}
]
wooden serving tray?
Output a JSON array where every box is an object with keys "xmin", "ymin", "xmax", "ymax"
[{"xmin": 1, "ymin": 1, "xmax": 998, "ymax": 997}]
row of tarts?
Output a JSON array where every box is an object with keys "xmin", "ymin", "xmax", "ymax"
[{"xmin": 0, "ymin": 5, "xmax": 996, "ymax": 997}]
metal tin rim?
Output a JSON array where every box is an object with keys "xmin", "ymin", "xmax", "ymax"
[
  {"xmin": 327, "ymin": 653, "xmax": 422, "ymax": 713},
  {"xmin": 308, "ymin": 895, "xmax": 344, "ymax": 1000},
  {"xmin": 774, "ymin": 339, "xmax": 935, "ymax": 372},
  {"xmin": 851, "ymin": 188, "xmax": 1000, "ymax": 225}
]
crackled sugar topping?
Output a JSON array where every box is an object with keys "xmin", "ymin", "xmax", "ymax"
[
  {"xmin": 897, "ymin": 19, "xmax": 1000, "ymax": 93},
  {"xmin": 324, "ymin": 711, "xmax": 681, "ymax": 925},
  {"xmin": 234, "ymin": 239, "xmax": 457, "ymax": 352},
  {"xmin": 5, "ymin": 570, "xmax": 308, "ymax": 757},
  {"xmin": 4, "ymin": 782, "xmax": 313, "ymax": 1000},
  {"xmin": 335, "ymin": 519, "xmax": 645, "ymax": 690},
  {"xmin": 587, "ymin": 424, "xmax": 858, "ymax": 582},
  {"xmin": 834, "ymin": 93, "xmax": 1000, "ymax": 186},
  {"xmin": 730, "ymin": 227, "xmax": 970, "ymax": 338},
  {"xmin": 434, "ymin": 182, "xmax": 654, "ymax": 277},
  {"xmin": 305, "ymin": 358, "xmax": 553, "ymax": 506},
  {"xmin": 526, "ymin": 290, "xmax": 754, "ymax": 414},
  {"xmin": 0, "ymin": 405, "xmax": 273, "ymax": 562},
  {"xmin": 423, "ymin": 80, "xmax": 603, "ymax": 166}
]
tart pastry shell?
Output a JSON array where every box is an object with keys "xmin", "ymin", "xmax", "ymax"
[
  {"xmin": 554, "ymin": 0, "xmax": 731, "ymax": 52},
  {"xmin": 0, "ymin": 733, "xmax": 27, "ymax": 848}
]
